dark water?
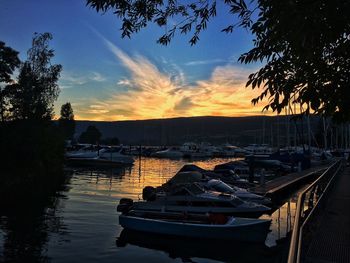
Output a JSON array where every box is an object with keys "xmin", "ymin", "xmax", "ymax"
[{"xmin": 0, "ymin": 157, "xmax": 300, "ymax": 262}]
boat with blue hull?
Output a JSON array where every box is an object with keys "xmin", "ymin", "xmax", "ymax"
[{"xmin": 119, "ymin": 210, "xmax": 271, "ymax": 243}]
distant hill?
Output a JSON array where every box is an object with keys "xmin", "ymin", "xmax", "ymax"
[{"xmin": 75, "ymin": 115, "xmax": 322, "ymax": 146}]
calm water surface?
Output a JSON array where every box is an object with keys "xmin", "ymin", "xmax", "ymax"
[{"xmin": 0, "ymin": 157, "xmax": 300, "ymax": 262}]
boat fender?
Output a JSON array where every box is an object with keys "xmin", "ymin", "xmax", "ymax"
[
  {"xmin": 117, "ymin": 203, "xmax": 131, "ymax": 213},
  {"xmin": 142, "ymin": 186, "xmax": 156, "ymax": 201},
  {"xmin": 119, "ymin": 198, "xmax": 133, "ymax": 206}
]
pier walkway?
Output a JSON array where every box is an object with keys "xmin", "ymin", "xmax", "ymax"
[
  {"xmin": 302, "ymin": 166, "xmax": 350, "ymax": 263},
  {"xmin": 250, "ymin": 163, "xmax": 330, "ymax": 197}
]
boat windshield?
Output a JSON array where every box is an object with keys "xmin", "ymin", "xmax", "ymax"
[
  {"xmin": 208, "ymin": 180, "xmax": 233, "ymax": 193},
  {"xmin": 186, "ymin": 184, "xmax": 205, "ymax": 195}
]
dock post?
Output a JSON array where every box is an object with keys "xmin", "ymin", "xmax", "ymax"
[
  {"xmin": 248, "ymin": 155, "xmax": 255, "ymax": 183},
  {"xmin": 260, "ymin": 168, "xmax": 265, "ymax": 186}
]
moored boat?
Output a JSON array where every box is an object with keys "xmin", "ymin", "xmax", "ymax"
[
  {"xmin": 120, "ymin": 183, "xmax": 270, "ymax": 217},
  {"xmin": 67, "ymin": 146, "xmax": 134, "ymax": 166},
  {"xmin": 118, "ymin": 210, "xmax": 271, "ymax": 242}
]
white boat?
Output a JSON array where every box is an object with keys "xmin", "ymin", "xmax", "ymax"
[
  {"xmin": 243, "ymin": 144, "xmax": 274, "ymax": 155},
  {"xmin": 151, "ymin": 147, "xmax": 183, "ymax": 158},
  {"xmin": 65, "ymin": 144, "xmax": 99, "ymax": 159},
  {"xmin": 204, "ymin": 179, "xmax": 271, "ymax": 205},
  {"xmin": 216, "ymin": 144, "xmax": 251, "ymax": 157},
  {"xmin": 180, "ymin": 142, "xmax": 213, "ymax": 158},
  {"xmin": 123, "ymin": 183, "xmax": 270, "ymax": 217},
  {"xmin": 67, "ymin": 146, "xmax": 134, "ymax": 166},
  {"xmin": 177, "ymin": 164, "xmax": 252, "ymax": 188},
  {"xmin": 98, "ymin": 147, "xmax": 134, "ymax": 164},
  {"xmin": 119, "ymin": 210, "xmax": 271, "ymax": 242},
  {"xmin": 153, "ymin": 170, "xmax": 270, "ymax": 205}
]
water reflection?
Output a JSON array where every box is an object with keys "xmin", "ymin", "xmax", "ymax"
[
  {"xmin": 0, "ymin": 157, "xmax": 302, "ymax": 262},
  {"xmin": 117, "ymin": 229, "xmax": 274, "ymax": 263},
  {"xmin": 0, "ymin": 194, "xmax": 68, "ymax": 262}
]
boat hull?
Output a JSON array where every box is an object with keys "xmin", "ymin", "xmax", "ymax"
[
  {"xmin": 119, "ymin": 215, "xmax": 270, "ymax": 243},
  {"xmin": 131, "ymin": 202, "xmax": 269, "ymax": 218}
]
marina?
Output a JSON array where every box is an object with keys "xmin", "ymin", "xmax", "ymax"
[
  {"xmin": 0, "ymin": 156, "xmax": 333, "ymax": 262},
  {"xmin": 1, "ymin": 1, "xmax": 348, "ymax": 262}
]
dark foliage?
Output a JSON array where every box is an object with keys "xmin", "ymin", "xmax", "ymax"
[
  {"xmin": 5, "ymin": 33, "xmax": 62, "ymax": 121},
  {"xmin": 59, "ymin": 102, "xmax": 76, "ymax": 139},
  {"xmin": 87, "ymin": 0, "xmax": 350, "ymax": 122},
  {"xmin": 79, "ymin": 125, "xmax": 102, "ymax": 144},
  {"xmin": 0, "ymin": 41, "xmax": 20, "ymax": 83},
  {"xmin": 0, "ymin": 34, "xmax": 65, "ymax": 198},
  {"xmin": 0, "ymin": 120, "xmax": 65, "ymax": 197},
  {"xmin": 238, "ymin": 0, "xmax": 350, "ymax": 123},
  {"xmin": 0, "ymin": 42, "xmax": 21, "ymax": 121}
]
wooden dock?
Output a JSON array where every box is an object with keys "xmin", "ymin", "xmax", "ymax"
[{"xmin": 250, "ymin": 162, "xmax": 332, "ymax": 197}]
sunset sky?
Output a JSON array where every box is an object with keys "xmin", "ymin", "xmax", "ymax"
[{"xmin": 0, "ymin": 0, "xmax": 269, "ymax": 121}]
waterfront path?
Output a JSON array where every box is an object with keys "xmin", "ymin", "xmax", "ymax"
[
  {"xmin": 250, "ymin": 163, "xmax": 331, "ymax": 197},
  {"xmin": 303, "ymin": 166, "xmax": 350, "ymax": 263}
]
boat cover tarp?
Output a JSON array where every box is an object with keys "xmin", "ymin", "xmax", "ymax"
[{"xmin": 166, "ymin": 171, "xmax": 204, "ymax": 185}]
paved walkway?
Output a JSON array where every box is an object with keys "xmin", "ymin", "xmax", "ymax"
[{"xmin": 304, "ymin": 167, "xmax": 350, "ymax": 262}]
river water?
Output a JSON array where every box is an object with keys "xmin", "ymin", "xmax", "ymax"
[{"xmin": 0, "ymin": 157, "xmax": 300, "ymax": 262}]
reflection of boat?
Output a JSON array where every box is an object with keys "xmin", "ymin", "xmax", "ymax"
[
  {"xmin": 117, "ymin": 229, "xmax": 271, "ymax": 262},
  {"xmin": 119, "ymin": 210, "xmax": 271, "ymax": 242},
  {"xmin": 124, "ymin": 183, "xmax": 270, "ymax": 217}
]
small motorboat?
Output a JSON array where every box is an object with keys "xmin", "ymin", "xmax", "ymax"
[
  {"xmin": 150, "ymin": 147, "xmax": 183, "ymax": 158},
  {"xmin": 67, "ymin": 146, "xmax": 134, "ymax": 167},
  {"xmin": 118, "ymin": 210, "xmax": 271, "ymax": 243},
  {"xmin": 119, "ymin": 183, "xmax": 271, "ymax": 218}
]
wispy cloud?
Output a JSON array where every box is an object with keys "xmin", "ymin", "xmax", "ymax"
[
  {"xmin": 184, "ymin": 58, "xmax": 226, "ymax": 66},
  {"xmin": 91, "ymin": 72, "xmax": 106, "ymax": 82},
  {"xmin": 59, "ymin": 71, "xmax": 107, "ymax": 88},
  {"xmin": 74, "ymin": 35, "xmax": 267, "ymax": 121}
]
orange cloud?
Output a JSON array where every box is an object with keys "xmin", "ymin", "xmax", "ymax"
[{"xmin": 73, "ymin": 40, "xmax": 269, "ymax": 121}]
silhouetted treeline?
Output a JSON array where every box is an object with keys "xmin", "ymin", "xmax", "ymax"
[
  {"xmin": 0, "ymin": 33, "xmax": 68, "ymax": 202},
  {"xmin": 74, "ymin": 115, "xmax": 323, "ymax": 146},
  {"xmin": 0, "ymin": 120, "xmax": 66, "ymax": 201}
]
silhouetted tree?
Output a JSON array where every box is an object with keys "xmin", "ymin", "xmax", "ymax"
[
  {"xmin": 0, "ymin": 34, "xmax": 65, "ymax": 198},
  {"xmin": 87, "ymin": 0, "xmax": 350, "ymax": 121},
  {"xmin": 59, "ymin": 102, "xmax": 75, "ymax": 139},
  {"xmin": 5, "ymin": 33, "xmax": 62, "ymax": 121},
  {"xmin": 79, "ymin": 125, "xmax": 102, "ymax": 144},
  {"xmin": 0, "ymin": 41, "xmax": 21, "ymax": 122}
]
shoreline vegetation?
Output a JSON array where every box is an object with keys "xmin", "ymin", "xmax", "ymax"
[
  {"xmin": 0, "ymin": 120, "xmax": 66, "ymax": 203},
  {"xmin": 0, "ymin": 33, "xmax": 71, "ymax": 204}
]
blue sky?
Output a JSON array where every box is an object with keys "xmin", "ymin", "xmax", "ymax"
[{"xmin": 0, "ymin": 0, "xmax": 266, "ymax": 120}]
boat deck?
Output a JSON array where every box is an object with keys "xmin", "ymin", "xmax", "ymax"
[
  {"xmin": 302, "ymin": 166, "xmax": 350, "ymax": 263},
  {"xmin": 249, "ymin": 162, "xmax": 331, "ymax": 197}
]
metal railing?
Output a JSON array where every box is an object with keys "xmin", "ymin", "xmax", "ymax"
[{"xmin": 287, "ymin": 158, "xmax": 344, "ymax": 263}]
